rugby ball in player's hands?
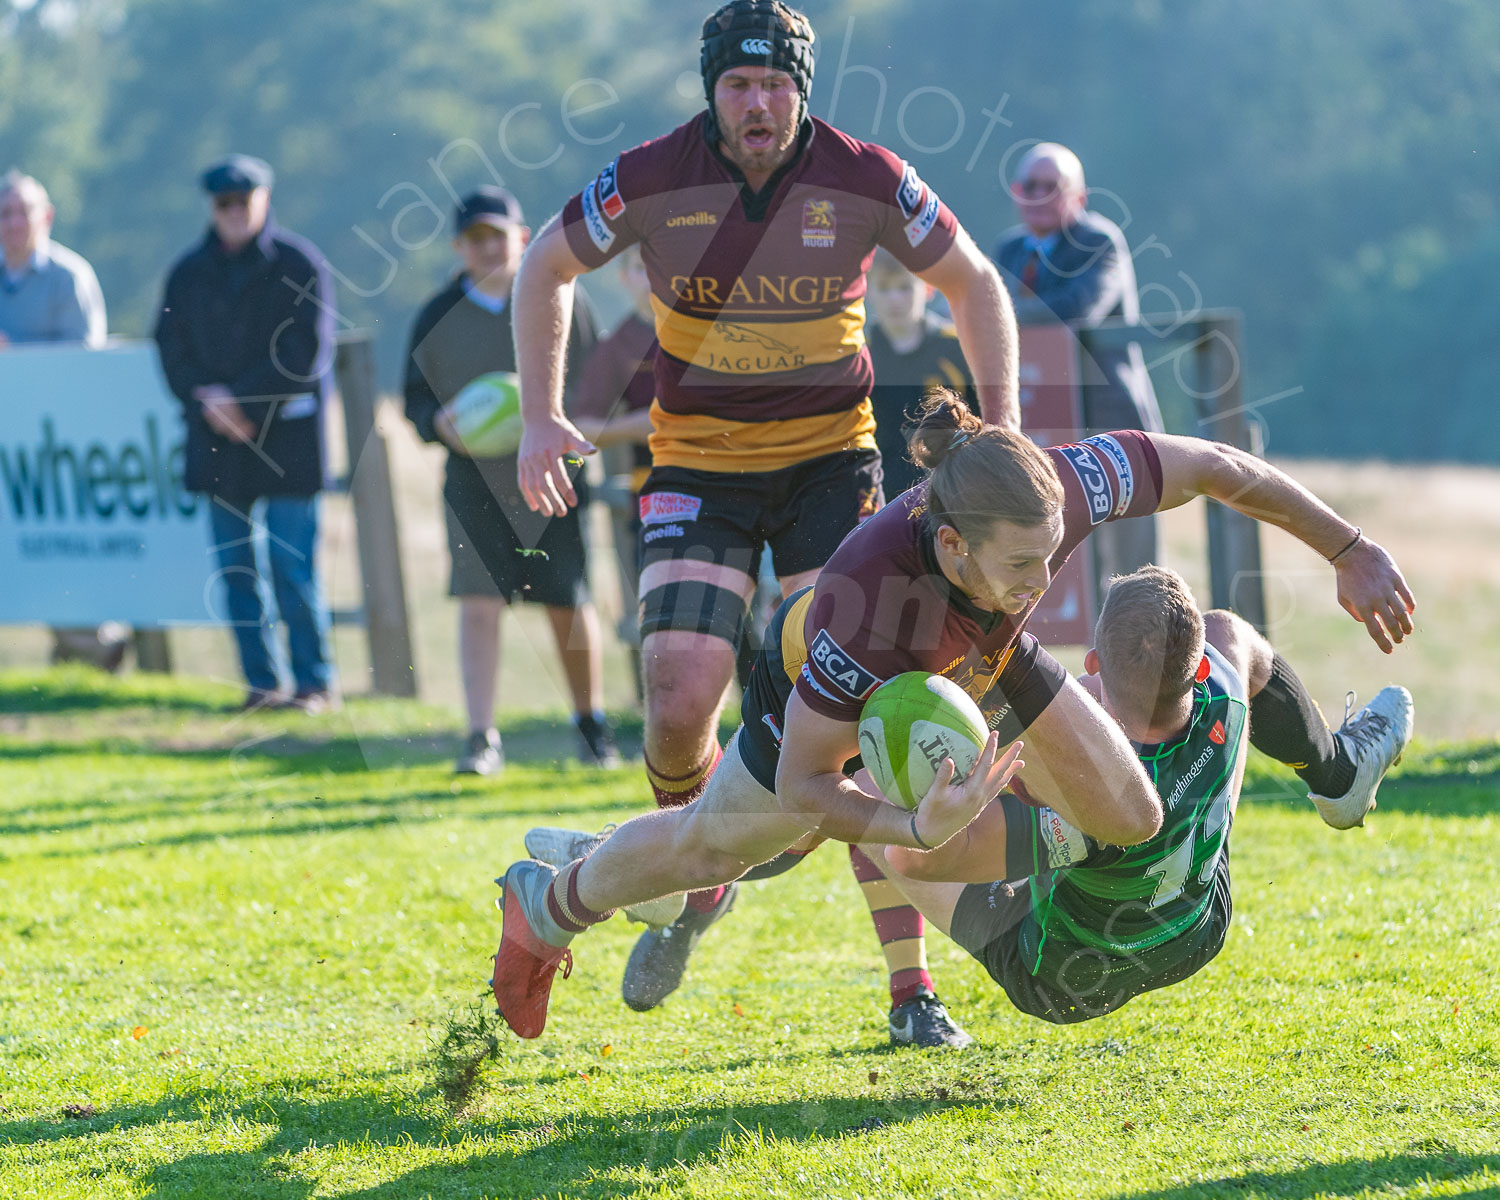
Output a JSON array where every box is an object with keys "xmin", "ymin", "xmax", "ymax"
[
  {"xmin": 858, "ymin": 672, "xmax": 990, "ymax": 810},
  {"xmin": 443, "ymin": 371, "xmax": 524, "ymax": 457}
]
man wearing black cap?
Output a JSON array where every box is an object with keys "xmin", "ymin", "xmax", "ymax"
[
  {"xmin": 154, "ymin": 154, "xmax": 338, "ymax": 713},
  {"xmin": 404, "ymin": 185, "xmax": 617, "ymax": 775},
  {"xmin": 508, "ymin": 0, "xmax": 1018, "ymax": 1048}
]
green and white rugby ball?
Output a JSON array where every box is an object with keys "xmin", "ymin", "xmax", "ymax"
[
  {"xmin": 858, "ymin": 672, "xmax": 989, "ymax": 810},
  {"xmin": 444, "ymin": 371, "xmax": 524, "ymax": 457}
]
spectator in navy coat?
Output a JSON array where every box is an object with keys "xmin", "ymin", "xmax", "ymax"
[{"xmin": 154, "ymin": 155, "xmax": 337, "ymax": 711}]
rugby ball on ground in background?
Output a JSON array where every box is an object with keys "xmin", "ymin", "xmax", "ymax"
[
  {"xmin": 444, "ymin": 371, "xmax": 524, "ymax": 457},
  {"xmin": 858, "ymin": 672, "xmax": 989, "ymax": 810}
]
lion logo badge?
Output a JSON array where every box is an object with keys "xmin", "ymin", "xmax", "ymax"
[{"xmin": 801, "ymin": 199, "xmax": 836, "ymax": 248}]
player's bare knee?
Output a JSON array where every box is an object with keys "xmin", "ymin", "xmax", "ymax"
[
  {"xmin": 674, "ymin": 829, "xmax": 755, "ymax": 885},
  {"xmin": 1203, "ymin": 608, "xmax": 1250, "ymax": 648},
  {"xmin": 645, "ymin": 637, "xmax": 733, "ymax": 711},
  {"xmin": 883, "ymin": 843, "xmax": 939, "ymax": 880},
  {"xmin": 646, "ymin": 687, "xmax": 722, "ymax": 758},
  {"xmin": 702, "ymin": 846, "xmax": 757, "ymax": 884},
  {"xmin": 1204, "ymin": 609, "xmax": 1273, "ymax": 694}
]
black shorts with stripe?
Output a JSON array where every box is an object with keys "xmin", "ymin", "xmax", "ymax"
[
  {"xmin": 444, "ymin": 456, "xmax": 589, "ymax": 607},
  {"xmin": 638, "ymin": 448, "xmax": 882, "ymax": 589}
]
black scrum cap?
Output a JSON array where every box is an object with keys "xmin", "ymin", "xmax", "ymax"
[{"xmin": 700, "ymin": 0, "xmax": 816, "ymax": 104}]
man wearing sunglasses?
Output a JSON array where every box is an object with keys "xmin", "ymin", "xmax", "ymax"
[
  {"xmin": 154, "ymin": 154, "xmax": 338, "ymax": 713},
  {"xmin": 992, "ymin": 142, "xmax": 1162, "ymax": 584}
]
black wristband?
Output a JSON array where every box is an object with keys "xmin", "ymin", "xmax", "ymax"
[
  {"xmin": 1328, "ymin": 527, "xmax": 1362, "ymax": 564},
  {"xmin": 910, "ymin": 812, "xmax": 934, "ymax": 851}
]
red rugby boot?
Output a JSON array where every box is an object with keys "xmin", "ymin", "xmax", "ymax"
[{"xmin": 491, "ymin": 859, "xmax": 575, "ymax": 1039}]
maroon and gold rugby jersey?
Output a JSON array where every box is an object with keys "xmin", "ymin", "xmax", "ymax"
[
  {"xmin": 560, "ymin": 114, "xmax": 959, "ymax": 472},
  {"xmin": 788, "ymin": 431, "xmax": 1164, "ymax": 723}
]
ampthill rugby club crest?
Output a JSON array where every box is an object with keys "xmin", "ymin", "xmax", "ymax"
[{"xmin": 801, "ymin": 198, "xmax": 836, "ymax": 247}]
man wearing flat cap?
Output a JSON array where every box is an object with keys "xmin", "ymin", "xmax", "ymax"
[
  {"xmin": 506, "ymin": 0, "xmax": 1018, "ymax": 1050},
  {"xmin": 404, "ymin": 185, "xmax": 615, "ymax": 775},
  {"xmin": 154, "ymin": 154, "xmax": 338, "ymax": 712}
]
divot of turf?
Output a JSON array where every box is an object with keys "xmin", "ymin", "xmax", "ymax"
[{"xmin": 430, "ymin": 1000, "xmax": 504, "ymax": 1112}]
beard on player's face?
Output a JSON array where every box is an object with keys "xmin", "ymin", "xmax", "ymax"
[
  {"xmin": 713, "ymin": 68, "xmax": 801, "ymax": 176},
  {"xmin": 953, "ymin": 518, "xmax": 1061, "ymax": 614},
  {"xmin": 955, "ymin": 554, "xmax": 1008, "ymax": 612}
]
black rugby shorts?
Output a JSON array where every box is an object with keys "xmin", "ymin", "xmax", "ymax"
[{"xmin": 637, "ymin": 449, "xmax": 883, "ymax": 583}]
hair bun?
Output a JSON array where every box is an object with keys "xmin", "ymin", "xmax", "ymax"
[{"xmin": 905, "ymin": 386, "xmax": 985, "ymax": 471}]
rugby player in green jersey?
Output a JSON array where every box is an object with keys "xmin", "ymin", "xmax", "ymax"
[{"xmin": 867, "ymin": 564, "xmax": 1413, "ymax": 1023}]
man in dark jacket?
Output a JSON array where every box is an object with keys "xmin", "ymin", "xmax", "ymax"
[
  {"xmin": 993, "ymin": 142, "xmax": 1162, "ymax": 582},
  {"xmin": 154, "ymin": 155, "xmax": 337, "ymax": 711}
]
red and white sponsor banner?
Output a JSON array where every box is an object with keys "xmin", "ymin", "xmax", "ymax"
[
  {"xmin": 639, "ymin": 490, "xmax": 702, "ymax": 525},
  {"xmin": 1018, "ymin": 324, "xmax": 1095, "ymax": 645}
]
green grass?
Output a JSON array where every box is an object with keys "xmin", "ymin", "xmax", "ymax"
[{"xmin": 1, "ymin": 668, "xmax": 1497, "ymax": 1199}]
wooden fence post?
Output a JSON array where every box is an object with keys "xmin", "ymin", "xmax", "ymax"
[
  {"xmin": 334, "ymin": 335, "xmax": 417, "ymax": 697},
  {"xmin": 1194, "ymin": 314, "xmax": 1268, "ymax": 633},
  {"xmin": 133, "ymin": 628, "xmax": 173, "ymax": 673}
]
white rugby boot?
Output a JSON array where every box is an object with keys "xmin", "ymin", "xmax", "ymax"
[
  {"xmin": 1309, "ymin": 686, "xmax": 1414, "ymax": 829},
  {"xmin": 524, "ymin": 825, "xmax": 688, "ymax": 927}
]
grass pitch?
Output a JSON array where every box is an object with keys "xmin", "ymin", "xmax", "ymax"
[{"xmin": 1, "ymin": 668, "xmax": 1496, "ymax": 1199}]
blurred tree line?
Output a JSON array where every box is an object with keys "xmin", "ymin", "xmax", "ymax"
[{"xmin": 4, "ymin": 0, "xmax": 1496, "ymax": 461}]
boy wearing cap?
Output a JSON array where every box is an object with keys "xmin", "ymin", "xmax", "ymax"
[
  {"xmin": 404, "ymin": 186, "xmax": 618, "ymax": 774},
  {"xmin": 508, "ymin": 0, "xmax": 1019, "ymax": 1047},
  {"xmin": 155, "ymin": 154, "xmax": 338, "ymax": 712}
]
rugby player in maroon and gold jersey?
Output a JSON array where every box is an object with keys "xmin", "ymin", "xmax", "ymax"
[
  {"xmin": 510, "ymin": 0, "xmax": 1017, "ymax": 1045},
  {"xmin": 490, "ymin": 390, "xmax": 1417, "ymax": 1039}
]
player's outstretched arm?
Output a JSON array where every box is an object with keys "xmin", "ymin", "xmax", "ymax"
[
  {"xmin": 1148, "ymin": 434, "xmax": 1417, "ymax": 653},
  {"xmin": 918, "ymin": 229, "xmax": 1020, "ymax": 431},
  {"xmin": 513, "ymin": 214, "xmax": 598, "ymax": 516},
  {"xmin": 775, "ymin": 693, "xmax": 1020, "ymax": 849}
]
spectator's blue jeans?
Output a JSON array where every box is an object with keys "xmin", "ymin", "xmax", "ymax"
[{"xmin": 207, "ymin": 493, "xmax": 332, "ymax": 694}]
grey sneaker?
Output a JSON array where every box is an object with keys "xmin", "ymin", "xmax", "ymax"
[
  {"xmin": 239, "ymin": 687, "xmax": 289, "ymax": 712},
  {"xmin": 290, "ymin": 687, "xmax": 341, "ymax": 716},
  {"xmin": 889, "ymin": 988, "xmax": 973, "ymax": 1049},
  {"xmin": 1310, "ymin": 686, "xmax": 1414, "ymax": 829},
  {"xmin": 524, "ymin": 825, "xmax": 686, "ymax": 928},
  {"xmin": 456, "ymin": 729, "xmax": 504, "ymax": 776},
  {"xmin": 621, "ymin": 882, "xmax": 738, "ymax": 1011},
  {"xmin": 574, "ymin": 713, "xmax": 622, "ymax": 768}
]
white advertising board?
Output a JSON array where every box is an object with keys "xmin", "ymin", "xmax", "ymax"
[{"xmin": 0, "ymin": 342, "xmax": 222, "ymax": 625}]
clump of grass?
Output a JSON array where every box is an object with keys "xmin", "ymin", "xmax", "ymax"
[{"xmin": 431, "ymin": 1000, "xmax": 504, "ymax": 1111}]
